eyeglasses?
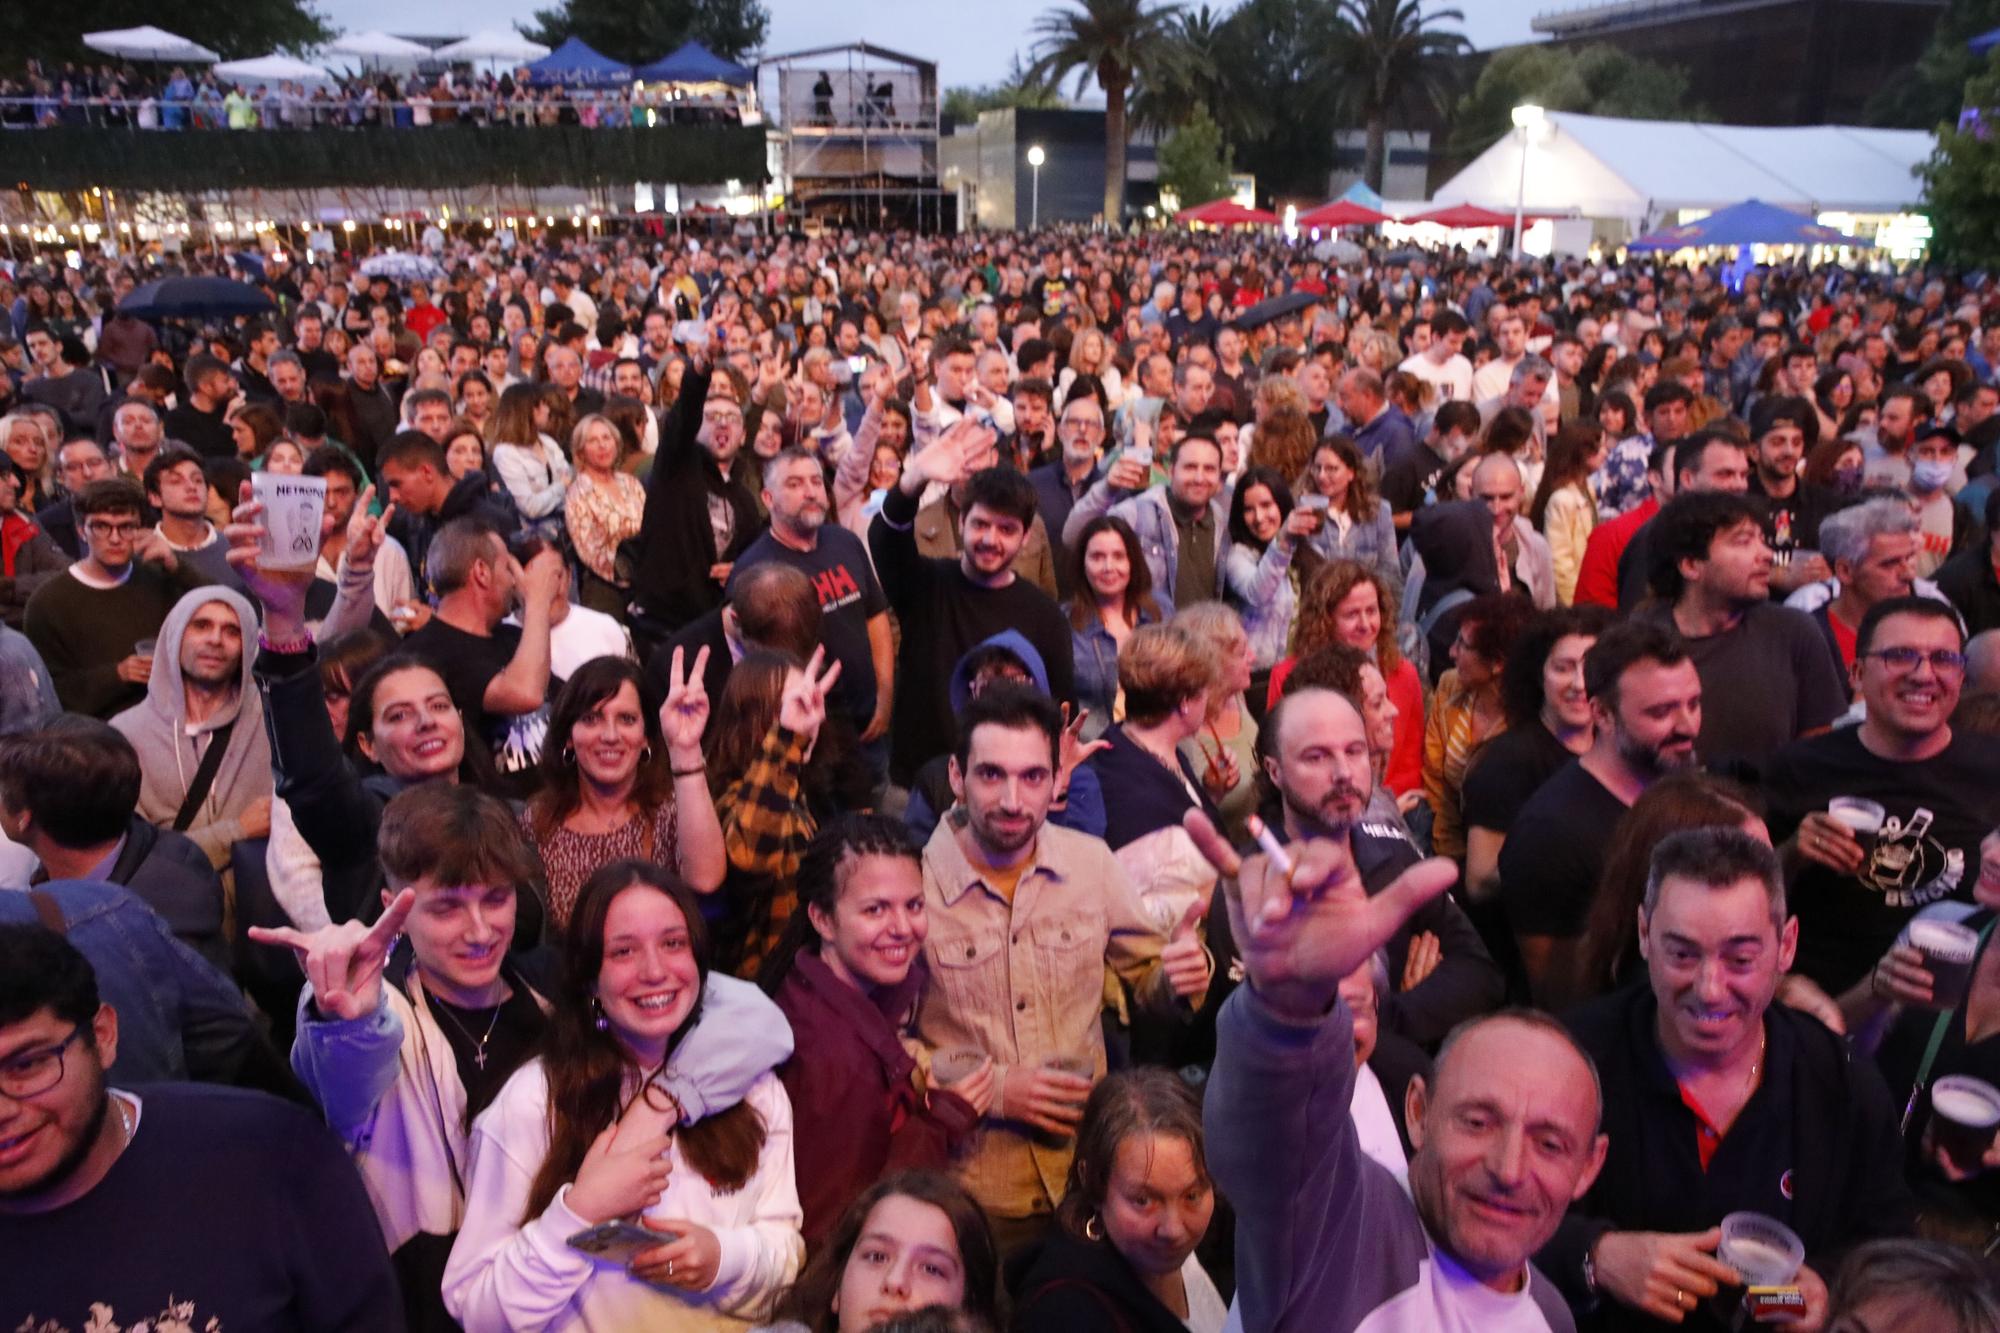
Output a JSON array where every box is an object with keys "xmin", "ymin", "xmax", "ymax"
[
  {"xmin": 1863, "ymin": 647, "xmax": 1967, "ymax": 676},
  {"xmin": 0, "ymin": 1026, "xmax": 85, "ymax": 1099},
  {"xmin": 83, "ymin": 519, "xmax": 141, "ymax": 541}
]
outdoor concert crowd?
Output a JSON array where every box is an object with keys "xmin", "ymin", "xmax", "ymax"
[
  {"xmin": 2, "ymin": 220, "xmax": 2000, "ymax": 1333},
  {"xmin": 0, "ymin": 59, "xmax": 745, "ymax": 131}
]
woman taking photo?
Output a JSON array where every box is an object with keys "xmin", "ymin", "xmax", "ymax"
[
  {"xmin": 757, "ymin": 1172, "xmax": 1005, "ymax": 1333},
  {"xmin": 762, "ymin": 817, "xmax": 985, "ymax": 1245},
  {"xmin": 489, "ymin": 381, "xmax": 573, "ymax": 543},
  {"xmin": 566, "ymin": 411, "xmax": 648, "ymax": 615},
  {"xmin": 525, "ymin": 654, "xmax": 727, "ymax": 933},
  {"xmin": 444, "ymin": 860, "xmax": 805, "ymax": 1331},
  {"xmin": 1224, "ymin": 465, "xmax": 1318, "ymax": 679},
  {"xmin": 1173, "ymin": 601, "xmax": 1262, "ymax": 840},
  {"xmin": 1065, "ymin": 516, "xmax": 1162, "ymax": 742},
  {"xmin": 1012, "ymin": 1070, "xmax": 1227, "ymax": 1333},
  {"xmin": 1530, "ymin": 421, "xmax": 1607, "ymax": 606},
  {"xmin": 1300, "ymin": 436, "xmax": 1400, "ymax": 595}
]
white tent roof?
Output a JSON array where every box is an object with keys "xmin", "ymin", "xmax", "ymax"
[
  {"xmin": 325, "ymin": 30, "xmax": 432, "ymax": 60},
  {"xmin": 1431, "ymin": 112, "xmax": 1934, "ymax": 224},
  {"xmin": 213, "ymin": 54, "xmax": 336, "ymax": 83},
  {"xmin": 83, "ymin": 25, "xmax": 219, "ymax": 63},
  {"xmin": 432, "ymin": 30, "xmax": 551, "ymax": 62}
]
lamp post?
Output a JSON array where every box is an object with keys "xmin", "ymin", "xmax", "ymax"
[
  {"xmin": 1510, "ymin": 103, "xmax": 1545, "ymax": 261},
  {"xmin": 1027, "ymin": 144, "xmax": 1045, "ymax": 230}
]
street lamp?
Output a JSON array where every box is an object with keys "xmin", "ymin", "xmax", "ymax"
[
  {"xmin": 1027, "ymin": 144, "xmax": 1046, "ymax": 230},
  {"xmin": 1510, "ymin": 103, "xmax": 1545, "ymax": 261}
]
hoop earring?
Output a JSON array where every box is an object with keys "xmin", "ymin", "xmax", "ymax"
[
  {"xmin": 1084, "ymin": 1214, "xmax": 1105, "ymax": 1241},
  {"xmin": 562, "ymin": 744, "xmax": 577, "ymax": 766},
  {"xmin": 592, "ymin": 997, "xmax": 609, "ymax": 1031},
  {"xmin": 640, "ymin": 744, "xmax": 653, "ymax": 765}
]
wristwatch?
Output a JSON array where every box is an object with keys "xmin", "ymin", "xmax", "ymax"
[{"xmin": 1581, "ymin": 1240, "xmax": 1601, "ymax": 1296}]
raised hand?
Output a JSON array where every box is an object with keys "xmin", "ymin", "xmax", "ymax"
[
  {"xmin": 1056, "ymin": 703, "xmax": 1111, "ymax": 797},
  {"xmin": 900, "ymin": 416, "xmax": 996, "ymax": 496},
  {"xmin": 1181, "ymin": 808, "xmax": 1458, "ymax": 1022},
  {"xmin": 223, "ymin": 479, "xmax": 311, "ymax": 632},
  {"xmin": 344, "ymin": 484, "xmax": 397, "ymax": 571},
  {"xmin": 659, "ymin": 645, "xmax": 711, "ymax": 761},
  {"xmin": 247, "ymin": 887, "xmax": 417, "ymax": 1021},
  {"xmin": 777, "ymin": 645, "xmax": 843, "ymax": 742}
]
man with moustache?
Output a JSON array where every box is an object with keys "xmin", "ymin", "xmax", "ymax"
[
  {"xmin": 1537, "ymin": 828, "xmax": 1912, "ymax": 1331},
  {"xmin": 1501, "ymin": 621, "xmax": 1705, "ymax": 1008}
]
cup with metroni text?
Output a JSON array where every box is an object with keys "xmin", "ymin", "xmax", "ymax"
[
  {"xmin": 251, "ymin": 471, "xmax": 327, "ymax": 572},
  {"xmin": 930, "ymin": 1046, "xmax": 988, "ymax": 1090},
  {"xmin": 1929, "ymin": 1075, "xmax": 2000, "ymax": 1174},
  {"xmin": 1910, "ymin": 918, "xmax": 1981, "ymax": 1011},
  {"xmin": 1712, "ymin": 1211, "xmax": 1805, "ymax": 1327},
  {"xmin": 1827, "ymin": 796, "xmax": 1887, "ymax": 860}
]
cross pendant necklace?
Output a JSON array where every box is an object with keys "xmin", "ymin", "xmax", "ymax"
[{"xmin": 430, "ymin": 992, "xmax": 504, "ymax": 1070}]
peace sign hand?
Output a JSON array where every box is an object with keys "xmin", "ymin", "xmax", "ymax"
[
  {"xmin": 777, "ymin": 645, "xmax": 843, "ymax": 742},
  {"xmin": 659, "ymin": 645, "xmax": 711, "ymax": 762},
  {"xmin": 247, "ymin": 888, "xmax": 417, "ymax": 1022},
  {"xmin": 1181, "ymin": 809, "xmax": 1458, "ymax": 1023},
  {"xmin": 345, "ymin": 484, "xmax": 397, "ymax": 572}
]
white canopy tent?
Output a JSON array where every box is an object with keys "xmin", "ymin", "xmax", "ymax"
[
  {"xmin": 1431, "ymin": 112, "xmax": 1934, "ymax": 230},
  {"xmin": 83, "ymin": 25, "xmax": 219, "ymax": 63},
  {"xmin": 213, "ymin": 54, "xmax": 337, "ymax": 83},
  {"xmin": 432, "ymin": 30, "xmax": 551, "ymax": 63},
  {"xmin": 325, "ymin": 31, "xmax": 432, "ymax": 65}
]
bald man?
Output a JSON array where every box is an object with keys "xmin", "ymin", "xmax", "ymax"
[
  {"xmin": 1471, "ymin": 453, "xmax": 1558, "ymax": 608},
  {"xmin": 1198, "ymin": 688, "xmax": 1501, "ymax": 1052},
  {"xmin": 1192, "ymin": 792, "xmax": 1605, "ymax": 1332}
]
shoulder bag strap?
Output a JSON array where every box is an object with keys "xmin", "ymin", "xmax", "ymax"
[
  {"xmin": 1902, "ymin": 912, "xmax": 2000, "ymax": 1133},
  {"xmin": 172, "ymin": 719, "xmax": 237, "ymax": 832}
]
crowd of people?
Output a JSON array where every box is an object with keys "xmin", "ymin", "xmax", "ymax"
[
  {"xmin": 2, "ymin": 218, "xmax": 2000, "ymax": 1333},
  {"xmin": 0, "ymin": 58, "xmax": 747, "ymax": 132}
]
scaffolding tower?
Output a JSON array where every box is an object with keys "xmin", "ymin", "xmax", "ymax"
[{"xmin": 758, "ymin": 42, "xmax": 944, "ymax": 231}]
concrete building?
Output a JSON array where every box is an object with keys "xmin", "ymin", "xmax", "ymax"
[
  {"xmin": 1327, "ymin": 130, "xmax": 1432, "ymax": 202},
  {"xmin": 940, "ymin": 107, "xmax": 1157, "ymax": 231}
]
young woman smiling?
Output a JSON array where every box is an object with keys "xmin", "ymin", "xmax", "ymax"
[
  {"xmin": 762, "ymin": 816, "xmax": 988, "ymax": 1245},
  {"xmin": 524, "ymin": 654, "xmax": 726, "ymax": 933},
  {"xmin": 444, "ymin": 860, "xmax": 804, "ymax": 1330}
]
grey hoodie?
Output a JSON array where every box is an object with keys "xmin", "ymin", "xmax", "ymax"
[{"xmin": 111, "ymin": 585, "xmax": 273, "ymax": 870}]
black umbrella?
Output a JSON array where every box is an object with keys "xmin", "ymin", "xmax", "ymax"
[
  {"xmin": 119, "ymin": 276, "xmax": 275, "ymax": 320},
  {"xmin": 1230, "ymin": 289, "xmax": 1321, "ymax": 332}
]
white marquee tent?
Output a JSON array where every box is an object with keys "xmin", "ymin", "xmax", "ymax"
[{"xmin": 1431, "ymin": 112, "xmax": 1935, "ymax": 229}]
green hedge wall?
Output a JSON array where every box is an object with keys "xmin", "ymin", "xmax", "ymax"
[{"xmin": 0, "ymin": 124, "xmax": 766, "ymax": 192}]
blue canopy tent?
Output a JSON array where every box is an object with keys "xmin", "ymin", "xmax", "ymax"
[
  {"xmin": 634, "ymin": 40, "xmax": 753, "ymax": 86},
  {"xmin": 1971, "ymin": 25, "xmax": 2000, "ymax": 53},
  {"xmin": 1626, "ymin": 199, "xmax": 1872, "ymax": 251},
  {"xmin": 524, "ymin": 37, "xmax": 632, "ymax": 87}
]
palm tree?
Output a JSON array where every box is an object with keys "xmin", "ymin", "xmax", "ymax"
[
  {"xmin": 1028, "ymin": 0, "xmax": 1189, "ymax": 226},
  {"xmin": 1324, "ymin": 0, "xmax": 1470, "ymax": 194}
]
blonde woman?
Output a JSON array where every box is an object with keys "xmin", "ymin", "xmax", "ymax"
[
  {"xmin": 1057, "ymin": 326, "xmax": 1125, "ymax": 413},
  {"xmin": 564, "ymin": 413, "xmax": 646, "ymax": 616}
]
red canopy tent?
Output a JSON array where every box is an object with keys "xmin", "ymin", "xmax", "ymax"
[
  {"xmin": 1176, "ymin": 198, "xmax": 1279, "ymax": 227},
  {"xmin": 1296, "ymin": 199, "xmax": 1393, "ymax": 228},
  {"xmin": 1402, "ymin": 204, "xmax": 1540, "ymax": 228}
]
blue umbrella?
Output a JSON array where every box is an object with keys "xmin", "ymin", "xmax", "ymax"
[
  {"xmin": 634, "ymin": 40, "xmax": 753, "ymax": 86},
  {"xmin": 1626, "ymin": 199, "xmax": 1872, "ymax": 251},
  {"xmin": 118, "ymin": 276, "xmax": 275, "ymax": 320}
]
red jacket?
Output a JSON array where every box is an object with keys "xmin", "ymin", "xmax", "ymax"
[
  {"xmin": 1574, "ymin": 497, "xmax": 1658, "ymax": 609},
  {"xmin": 773, "ymin": 951, "xmax": 977, "ymax": 1245}
]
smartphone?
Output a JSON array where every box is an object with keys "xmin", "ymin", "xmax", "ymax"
[
  {"xmin": 567, "ymin": 1220, "xmax": 680, "ymax": 1266},
  {"xmin": 672, "ymin": 319, "xmax": 709, "ymax": 348},
  {"xmin": 1298, "ymin": 493, "xmax": 1332, "ymax": 513}
]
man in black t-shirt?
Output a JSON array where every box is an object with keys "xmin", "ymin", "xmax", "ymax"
[
  {"xmin": 1383, "ymin": 400, "xmax": 1477, "ymax": 533},
  {"xmin": 728, "ymin": 446, "xmax": 893, "ymax": 741},
  {"xmin": 1746, "ymin": 394, "xmax": 1843, "ymax": 596},
  {"xmin": 1500, "ymin": 620, "xmax": 1703, "ymax": 1007},
  {"xmin": 405, "ymin": 517, "xmax": 563, "ymax": 795},
  {"xmin": 0, "ymin": 925, "xmax": 400, "ymax": 1332},
  {"xmin": 1766, "ymin": 597, "xmax": 2000, "ymax": 998}
]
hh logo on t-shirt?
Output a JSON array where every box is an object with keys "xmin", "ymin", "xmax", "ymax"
[
  {"xmin": 812, "ymin": 563, "xmax": 864, "ymax": 613},
  {"xmin": 1860, "ymin": 806, "xmax": 1966, "ymax": 909}
]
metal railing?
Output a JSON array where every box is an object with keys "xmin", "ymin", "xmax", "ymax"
[{"xmin": 0, "ymin": 94, "xmax": 749, "ymax": 131}]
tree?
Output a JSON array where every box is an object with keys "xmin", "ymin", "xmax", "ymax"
[
  {"xmin": 1208, "ymin": 0, "xmax": 1347, "ymax": 198},
  {"xmin": 1157, "ymin": 103, "xmax": 1235, "ymax": 209},
  {"xmin": 1323, "ymin": 0, "xmax": 1470, "ymax": 194},
  {"xmin": 1868, "ymin": 0, "xmax": 2000, "ymax": 129},
  {"xmin": 523, "ymin": 0, "xmax": 768, "ymax": 65},
  {"xmin": 1027, "ymin": 0, "xmax": 1192, "ymax": 225},
  {"xmin": 1131, "ymin": 6, "xmax": 1234, "ymax": 138},
  {"xmin": 943, "ymin": 55, "xmax": 1062, "ymax": 124},
  {"xmin": 1918, "ymin": 51, "xmax": 2000, "ymax": 267},
  {"xmin": 0, "ymin": 0, "xmax": 329, "ymax": 62},
  {"xmin": 1448, "ymin": 43, "xmax": 1699, "ymax": 163}
]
